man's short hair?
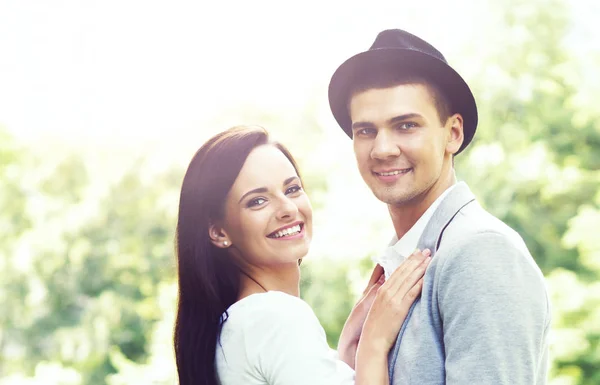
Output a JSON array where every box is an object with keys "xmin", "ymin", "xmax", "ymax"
[{"xmin": 347, "ymin": 68, "xmax": 453, "ymax": 126}]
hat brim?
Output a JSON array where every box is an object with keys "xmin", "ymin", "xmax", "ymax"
[{"xmin": 328, "ymin": 48, "xmax": 477, "ymax": 155}]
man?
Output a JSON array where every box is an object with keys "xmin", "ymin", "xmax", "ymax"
[{"xmin": 329, "ymin": 29, "xmax": 551, "ymax": 384}]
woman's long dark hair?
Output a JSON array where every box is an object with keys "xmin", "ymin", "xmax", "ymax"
[{"xmin": 174, "ymin": 125, "xmax": 301, "ymax": 385}]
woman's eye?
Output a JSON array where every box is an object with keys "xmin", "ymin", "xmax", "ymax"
[
  {"xmin": 286, "ymin": 185, "xmax": 302, "ymax": 195},
  {"xmin": 247, "ymin": 197, "xmax": 266, "ymax": 207}
]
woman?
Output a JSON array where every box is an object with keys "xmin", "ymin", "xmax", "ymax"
[{"xmin": 174, "ymin": 125, "xmax": 431, "ymax": 385}]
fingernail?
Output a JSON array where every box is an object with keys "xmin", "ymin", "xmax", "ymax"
[
  {"xmin": 378, "ymin": 275, "xmax": 385, "ymax": 283},
  {"xmin": 423, "ymin": 249, "xmax": 431, "ymax": 257},
  {"xmin": 425, "ymin": 257, "xmax": 432, "ymax": 263}
]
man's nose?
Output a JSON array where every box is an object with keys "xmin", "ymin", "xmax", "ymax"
[{"xmin": 371, "ymin": 130, "xmax": 401, "ymax": 160}]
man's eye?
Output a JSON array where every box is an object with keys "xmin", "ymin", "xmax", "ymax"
[
  {"xmin": 398, "ymin": 122, "xmax": 417, "ymax": 130},
  {"xmin": 357, "ymin": 128, "xmax": 376, "ymax": 136}
]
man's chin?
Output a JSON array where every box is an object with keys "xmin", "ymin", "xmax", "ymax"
[
  {"xmin": 371, "ymin": 189, "xmax": 410, "ymax": 206},
  {"xmin": 374, "ymin": 191, "xmax": 405, "ymax": 205}
]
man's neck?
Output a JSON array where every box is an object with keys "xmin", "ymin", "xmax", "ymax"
[{"xmin": 389, "ymin": 172, "xmax": 456, "ymax": 240}]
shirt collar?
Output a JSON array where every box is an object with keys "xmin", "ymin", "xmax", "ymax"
[
  {"xmin": 374, "ymin": 183, "xmax": 457, "ymax": 277},
  {"xmin": 389, "ymin": 184, "xmax": 456, "ymax": 255}
]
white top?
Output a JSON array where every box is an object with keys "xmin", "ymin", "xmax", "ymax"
[
  {"xmin": 374, "ymin": 184, "xmax": 457, "ymax": 279},
  {"xmin": 216, "ymin": 291, "xmax": 355, "ymax": 385}
]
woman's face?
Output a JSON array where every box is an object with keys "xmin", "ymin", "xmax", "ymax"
[{"xmin": 216, "ymin": 144, "xmax": 312, "ymax": 267}]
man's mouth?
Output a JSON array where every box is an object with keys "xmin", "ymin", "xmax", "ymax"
[
  {"xmin": 267, "ymin": 223, "xmax": 304, "ymax": 239},
  {"xmin": 373, "ymin": 168, "xmax": 412, "ymax": 176}
]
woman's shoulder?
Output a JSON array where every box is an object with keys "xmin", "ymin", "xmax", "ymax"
[
  {"xmin": 226, "ymin": 291, "xmax": 315, "ymax": 322},
  {"xmin": 220, "ymin": 291, "xmax": 324, "ymax": 354},
  {"xmin": 217, "ymin": 292, "xmax": 354, "ymax": 385}
]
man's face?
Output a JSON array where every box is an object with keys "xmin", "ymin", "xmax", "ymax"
[{"xmin": 349, "ymin": 83, "xmax": 462, "ymax": 207}]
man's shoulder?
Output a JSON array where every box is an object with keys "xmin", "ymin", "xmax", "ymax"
[
  {"xmin": 444, "ymin": 199, "xmax": 525, "ymax": 247},
  {"xmin": 432, "ymin": 199, "xmax": 545, "ymax": 282},
  {"xmin": 425, "ymin": 183, "xmax": 522, "ymax": 247},
  {"xmin": 432, "ymin": 199, "xmax": 540, "ymax": 274}
]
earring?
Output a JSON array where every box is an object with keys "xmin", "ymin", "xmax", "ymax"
[{"xmin": 223, "ymin": 241, "xmax": 229, "ymax": 247}]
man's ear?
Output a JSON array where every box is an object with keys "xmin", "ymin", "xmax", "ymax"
[
  {"xmin": 446, "ymin": 113, "xmax": 464, "ymax": 155},
  {"xmin": 208, "ymin": 223, "xmax": 232, "ymax": 248}
]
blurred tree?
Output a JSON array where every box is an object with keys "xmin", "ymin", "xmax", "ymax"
[
  {"xmin": 300, "ymin": 259, "xmax": 358, "ymax": 348},
  {"xmin": 0, "ymin": 141, "xmax": 181, "ymax": 384},
  {"xmin": 0, "ymin": 127, "xmax": 35, "ymax": 377},
  {"xmin": 1, "ymin": 0, "xmax": 599, "ymax": 382},
  {"xmin": 454, "ymin": 0, "xmax": 600, "ymax": 383}
]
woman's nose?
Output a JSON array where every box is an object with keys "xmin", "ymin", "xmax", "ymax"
[{"xmin": 276, "ymin": 196, "xmax": 298, "ymax": 220}]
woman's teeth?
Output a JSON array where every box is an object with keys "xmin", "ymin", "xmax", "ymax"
[{"xmin": 271, "ymin": 224, "xmax": 301, "ymax": 238}]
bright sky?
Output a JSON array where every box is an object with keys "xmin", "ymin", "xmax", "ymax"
[
  {"xmin": 1, "ymin": 0, "xmax": 597, "ymax": 263},
  {"xmin": 1, "ymin": 0, "xmax": 597, "ymax": 146},
  {"xmin": 0, "ymin": 0, "xmax": 492, "ymax": 144}
]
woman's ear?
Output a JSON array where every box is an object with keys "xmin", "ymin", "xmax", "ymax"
[{"xmin": 208, "ymin": 223, "xmax": 232, "ymax": 249}]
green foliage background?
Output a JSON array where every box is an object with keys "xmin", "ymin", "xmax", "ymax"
[{"xmin": 1, "ymin": 1, "xmax": 599, "ymax": 384}]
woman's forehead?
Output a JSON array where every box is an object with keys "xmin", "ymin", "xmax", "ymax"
[{"xmin": 231, "ymin": 145, "xmax": 298, "ymax": 194}]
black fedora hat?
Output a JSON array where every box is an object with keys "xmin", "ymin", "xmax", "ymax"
[{"xmin": 328, "ymin": 29, "xmax": 477, "ymax": 155}]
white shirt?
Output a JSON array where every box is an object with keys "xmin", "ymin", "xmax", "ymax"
[
  {"xmin": 374, "ymin": 184, "xmax": 457, "ymax": 279},
  {"xmin": 216, "ymin": 291, "xmax": 355, "ymax": 385}
]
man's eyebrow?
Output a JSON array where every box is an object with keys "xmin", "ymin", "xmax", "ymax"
[
  {"xmin": 351, "ymin": 121, "xmax": 375, "ymax": 131},
  {"xmin": 388, "ymin": 113, "xmax": 423, "ymax": 125},
  {"xmin": 351, "ymin": 113, "xmax": 424, "ymax": 131}
]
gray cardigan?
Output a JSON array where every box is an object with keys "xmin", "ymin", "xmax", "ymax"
[{"xmin": 388, "ymin": 182, "xmax": 551, "ymax": 385}]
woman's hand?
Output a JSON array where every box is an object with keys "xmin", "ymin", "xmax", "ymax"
[
  {"xmin": 353, "ymin": 249, "xmax": 431, "ymax": 385},
  {"xmin": 337, "ymin": 264, "xmax": 386, "ymax": 368},
  {"xmin": 358, "ymin": 249, "xmax": 431, "ymax": 357}
]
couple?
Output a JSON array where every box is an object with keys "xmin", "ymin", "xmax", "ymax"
[{"xmin": 173, "ymin": 29, "xmax": 551, "ymax": 385}]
